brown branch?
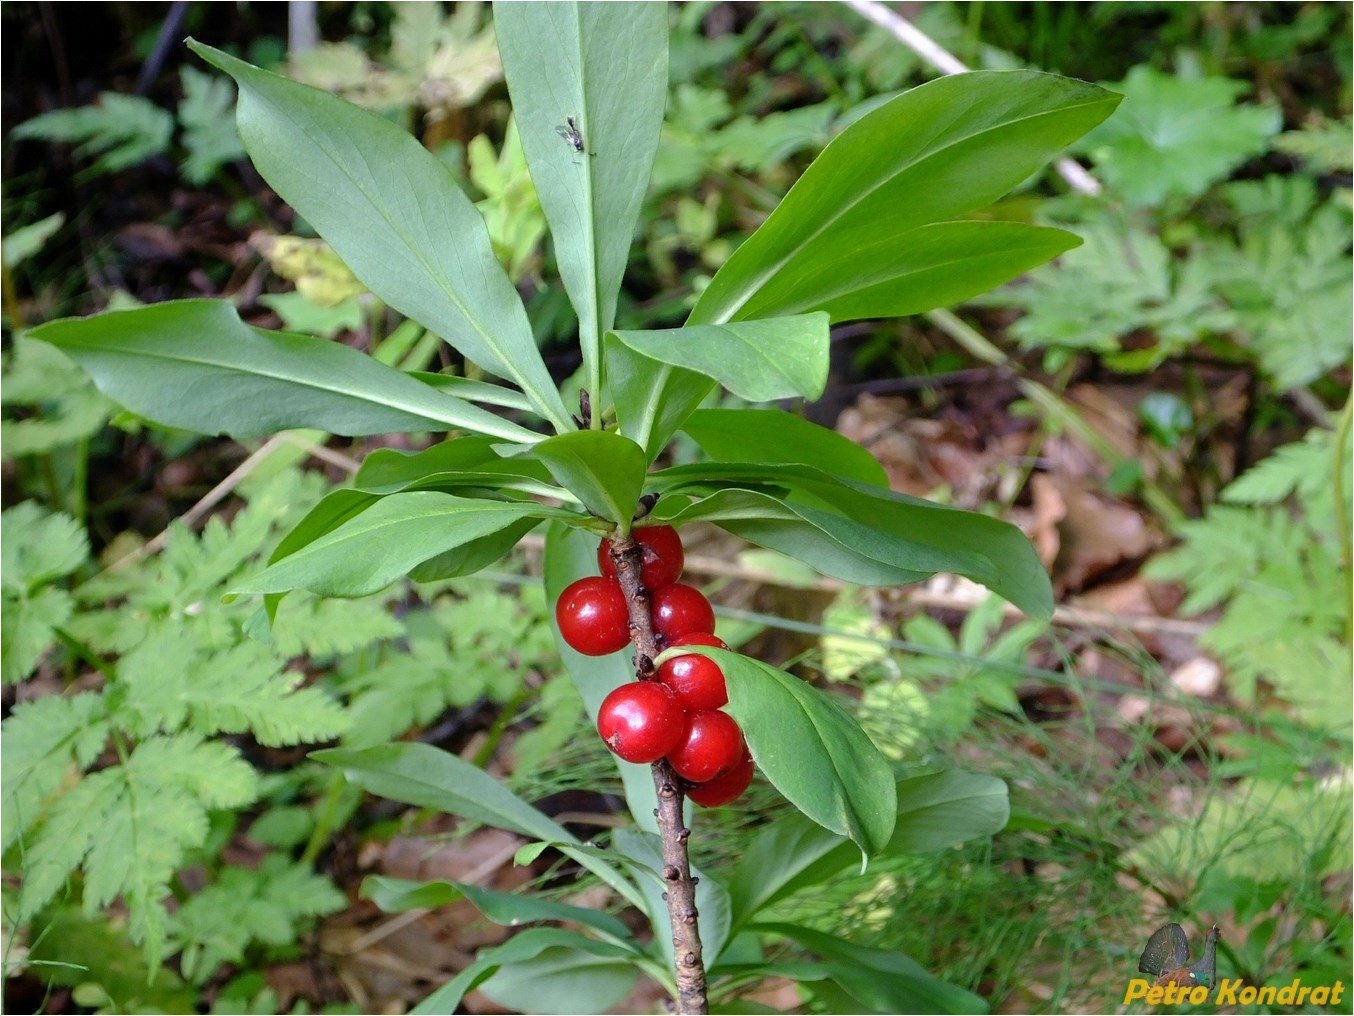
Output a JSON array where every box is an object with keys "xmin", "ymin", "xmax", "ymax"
[{"xmin": 608, "ymin": 534, "xmax": 709, "ymax": 1015}]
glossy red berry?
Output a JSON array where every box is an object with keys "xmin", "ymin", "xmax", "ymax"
[
  {"xmin": 667, "ymin": 710, "xmax": 745, "ymax": 783},
  {"xmin": 556, "ymin": 577, "xmax": 630, "ymax": 656},
  {"xmin": 597, "ymin": 681, "xmax": 684, "ymax": 763},
  {"xmin": 598, "ymin": 525, "xmax": 685, "ymax": 591},
  {"xmin": 658, "ymin": 642, "xmax": 728, "ymax": 711},
  {"xmin": 651, "ymin": 583, "xmax": 716, "ymax": 643},
  {"xmin": 688, "ymin": 750, "xmax": 754, "ymax": 808}
]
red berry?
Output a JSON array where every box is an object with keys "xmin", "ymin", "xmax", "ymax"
[
  {"xmin": 658, "ymin": 644, "xmax": 728, "ymax": 711},
  {"xmin": 597, "ymin": 682, "xmax": 684, "ymax": 763},
  {"xmin": 670, "ymin": 632, "xmax": 727, "ymax": 649},
  {"xmin": 556, "ymin": 577, "xmax": 630, "ymax": 656},
  {"xmin": 651, "ymin": 583, "xmax": 715, "ymax": 643},
  {"xmin": 598, "ymin": 525, "xmax": 685, "ymax": 591},
  {"xmin": 688, "ymin": 750, "xmax": 754, "ymax": 808},
  {"xmin": 667, "ymin": 710, "xmax": 745, "ymax": 783}
]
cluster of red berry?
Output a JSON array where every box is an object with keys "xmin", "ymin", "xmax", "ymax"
[{"xmin": 555, "ymin": 526, "xmax": 754, "ymax": 807}]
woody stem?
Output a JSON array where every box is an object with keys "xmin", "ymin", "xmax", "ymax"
[{"xmin": 608, "ymin": 534, "xmax": 709, "ymax": 1014}]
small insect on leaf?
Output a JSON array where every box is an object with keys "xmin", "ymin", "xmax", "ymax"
[{"xmin": 555, "ymin": 115, "xmax": 585, "ymax": 154}]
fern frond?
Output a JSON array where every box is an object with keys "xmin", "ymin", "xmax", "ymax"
[
  {"xmin": 1, "ymin": 502, "xmax": 89, "ymax": 594},
  {"xmin": 119, "ymin": 634, "xmax": 349, "ymax": 746},
  {"xmin": 12, "ymin": 93, "xmax": 173, "ymax": 174},
  {"xmin": 1, "ymin": 691, "xmax": 109, "ymax": 851},
  {"xmin": 17, "ymin": 734, "xmax": 258, "ymax": 969}
]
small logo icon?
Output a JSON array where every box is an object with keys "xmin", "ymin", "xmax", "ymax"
[{"xmin": 1138, "ymin": 922, "xmax": 1221, "ymax": 988}]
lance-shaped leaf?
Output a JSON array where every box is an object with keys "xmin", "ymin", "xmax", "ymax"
[
  {"xmin": 690, "ymin": 71, "xmax": 1121, "ymax": 326},
  {"xmin": 654, "ymin": 462, "xmax": 1054, "ymax": 618},
  {"xmin": 528, "ymin": 430, "xmax": 647, "ymax": 528},
  {"xmin": 495, "ymin": 2, "xmax": 667, "ymax": 423},
  {"xmin": 664, "ymin": 647, "xmax": 896, "ymax": 860},
  {"xmin": 188, "ymin": 41, "xmax": 572, "ymax": 433},
  {"xmin": 29, "ymin": 301, "xmax": 541, "ymax": 443},
  {"xmin": 231, "ymin": 491, "xmax": 576, "ymax": 598},
  {"xmin": 354, "ymin": 437, "xmax": 570, "ymax": 501},
  {"xmin": 610, "ymin": 312, "xmax": 830, "ymax": 402},
  {"xmin": 606, "ymin": 337, "xmax": 712, "ymax": 462},
  {"xmin": 682, "ymin": 408, "xmax": 888, "ymax": 488},
  {"xmin": 733, "ymin": 219, "xmax": 1082, "ymax": 323},
  {"xmin": 315, "ymin": 743, "xmax": 642, "ymax": 909}
]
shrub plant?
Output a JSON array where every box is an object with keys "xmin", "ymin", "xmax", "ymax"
[{"xmin": 13, "ymin": 4, "xmax": 1123, "ymax": 1010}]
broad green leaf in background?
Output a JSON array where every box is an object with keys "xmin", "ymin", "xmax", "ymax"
[
  {"xmin": 495, "ymin": 2, "xmax": 668, "ymax": 426},
  {"xmin": 726, "ymin": 768, "xmax": 1010, "ymax": 925},
  {"xmin": 752, "ymin": 923, "xmax": 987, "ymax": 1014},
  {"xmin": 543, "ymin": 523, "xmax": 661, "ymax": 829},
  {"xmin": 1079, "ymin": 66, "xmax": 1281, "ymax": 207},
  {"xmin": 478, "ymin": 942, "xmax": 642, "ymax": 1015},
  {"xmin": 529, "ymin": 430, "xmax": 648, "ymax": 530},
  {"xmin": 315, "ymin": 743, "xmax": 642, "ymax": 907},
  {"xmin": 259, "ymin": 489, "xmax": 379, "ymax": 623},
  {"xmin": 690, "ymin": 71, "xmax": 1121, "ymax": 326},
  {"xmin": 188, "ymin": 42, "xmax": 573, "ymax": 432},
  {"xmin": 361, "ymin": 875, "xmax": 632, "ymax": 941},
  {"xmin": 29, "ymin": 301, "xmax": 540, "ymax": 443},
  {"xmin": 666, "ymin": 647, "xmax": 896, "ymax": 859},
  {"xmin": 682, "ymin": 408, "xmax": 888, "ymax": 488},
  {"xmin": 611, "ymin": 313, "xmax": 830, "ymax": 403},
  {"xmin": 231, "ymin": 492, "xmax": 573, "ymax": 598},
  {"xmin": 410, "ymin": 928, "xmax": 636, "ymax": 1016}
]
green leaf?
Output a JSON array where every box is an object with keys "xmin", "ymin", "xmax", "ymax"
[
  {"xmin": 2, "ymin": 586, "xmax": 74, "ymax": 684},
  {"xmin": 261, "ymin": 489, "xmax": 380, "ymax": 622},
  {"xmin": 480, "ymin": 942, "xmax": 640, "ymax": 1015},
  {"xmin": 542, "ymin": 522, "xmax": 660, "ymax": 830},
  {"xmin": 731, "ymin": 220, "xmax": 1082, "ymax": 324},
  {"xmin": 669, "ymin": 647, "xmax": 896, "ymax": 859},
  {"xmin": 354, "ymin": 437, "xmax": 568, "ymax": 501},
  {"xmin": 411, "ymin": 929, "xmax": 635, "ymax": 1015},
  {"xmin": 230, "ymin": 491, "xmax": 568, "ymax": 598},
  {"xmin": 605, "ymin": 336, "xmax": 713, "ymax": 462},
  {"xmin": 188, "ymin": 41, "xmax": 572, "ymax": 432},
  {"xmin": 690, "ymin": 71, "xmax": 1120, "ymax": 326},
  {"xmin": 655, "ymin": 462, "xmax": 1053, "ymax": 618},
  {"xmin": 314, "ymin": 742, "xmax": 642, "ymax": 907},
  {"xmin": 1080, "ymin": 66, "xmax": 1281, "ymax": 206},
  {"xmin": 610, "ymin": 313, "xmax": 830, "ymax": 402},
  {"xmin": 611, "ymin": 828, "xmax": 732, "ymax": 967},
  {"xmin": 752, "ymin": 922, "xmax": 987, "ymax": 1014},
  {"xmin": 495, "ymin": 2, "xmax": 668, "ymax": 423},
  {"xmin": 682, "ymin": 408, "xmax": 888, "ymax": 488},
  {"xmin": 529, "ymin": 430, "xmax": 648, "ymax": 528},
  {"xmin": 29, "ymin": 300, "xmax": 541, "ymax": 443},
  {"xmin": 361, "ymin": 875, "xmax": 632, "ymax": 941},
  {"xmin": 657, "ymin": 487, "xmax": 931, "ymax": 587},
  {"xmin": 412, "ymin": 372, "xmax": 537, "ymax": 411},
  {"xmin": 726, "ymin": 768, "xmax": 1009, "ymax": 925}
]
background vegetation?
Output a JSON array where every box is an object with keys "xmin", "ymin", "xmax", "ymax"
[{"xmin": 3, "ymin": 2, "xmax": 1350, "ymax": 1013}]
